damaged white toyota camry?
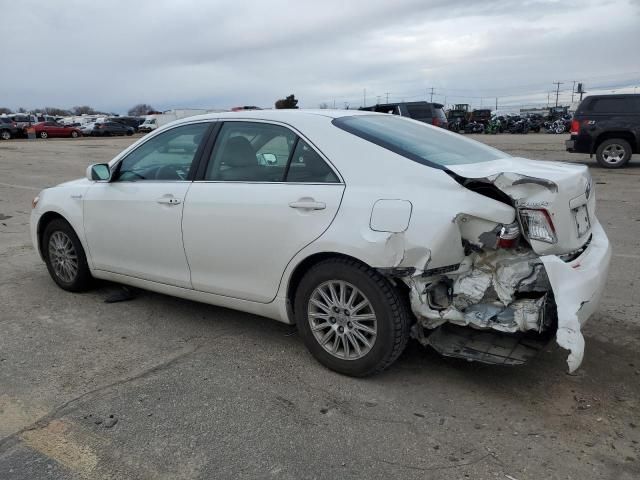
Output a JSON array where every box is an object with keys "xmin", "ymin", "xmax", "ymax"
[{"xmin": 30, "ymin": 110, "xmax": 611, "ymax": 376}]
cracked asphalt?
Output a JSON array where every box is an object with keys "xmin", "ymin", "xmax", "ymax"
[{"xmin": 1, "ymin": 133, "xmax": 639, "ymax": 479}]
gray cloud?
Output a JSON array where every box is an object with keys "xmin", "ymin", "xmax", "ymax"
[{"xmin": 2, "ymin": 0, "xmax": 639, "ymax": 113}]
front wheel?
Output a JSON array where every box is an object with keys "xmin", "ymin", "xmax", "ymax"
[
  {"xmin": 0, "ymin": 130, "xmax": 10, "ymax": 140},
  {"xmin": 295, "ymin": 258, "xmax": 410, "ymax": 377},
  {"xmin": 596, "ymin": 138, "xmax": 632, "ymax": 169},
  {"xmin": 71, "ymin": 130, "xmax": 79, "ymax": 138},
  {"xmin": 39, "ymin": 131, "xmax": 48, "ymax": 139},
  {"xmin": 42, "ymin": 219, "xmax": 93, "ymax": 292}
]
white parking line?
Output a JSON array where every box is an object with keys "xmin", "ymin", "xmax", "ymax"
[{"xmin": 0, "ymin": 182, "xmax": 41, "ymax": 191}]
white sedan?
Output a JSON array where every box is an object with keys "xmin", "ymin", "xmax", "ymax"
[{"xmin": 30, "ymin": 110, "xmax": 611, "ymax": 376}]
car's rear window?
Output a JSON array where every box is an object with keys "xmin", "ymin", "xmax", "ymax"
[
  {"xmin": 332, "ymin": 115, "xmax": 508, "ymax": 167},
  {"xmin": 405, "ymin": 104, "xmax": 431, "ymax": 120}
]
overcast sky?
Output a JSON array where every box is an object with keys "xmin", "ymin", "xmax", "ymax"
[{"xmin": 2, "ymin": 0, "xmax": 639, "ymax": 113}]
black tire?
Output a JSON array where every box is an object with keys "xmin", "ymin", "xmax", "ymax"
[
  {"xmin": 39, "ymin": 131, "xmax": 48, "ymax": 139},
  {"xmin": 294, "ymin": 258, "xmax": 411, "ymax": 377},
  {"xmin": 0, "ymin": 129, "xmax": 11, "ymax": 140},
  {"xmin": 42, "ymin": 218, "xmax": 93, "ymax": 292},
  {"xmin": 596, "ymin": 138, "xmax": 632, "ymax": 169},
  {"xmin": 71, "ymin": 130, "xmax": 79, "ymax": 138}
]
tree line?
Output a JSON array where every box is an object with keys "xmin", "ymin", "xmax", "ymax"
[{"xmin": 0, "ymin": 104, "xmax": 157, "ymax": 117}]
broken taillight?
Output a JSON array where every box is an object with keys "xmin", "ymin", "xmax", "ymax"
[
  {"xmin": 498, "ymin": 222, "xmax": 520, "ymax": 248},
  {"xmin": 519, "ymin": 208, "xmax": 557, "ymax": 244}
]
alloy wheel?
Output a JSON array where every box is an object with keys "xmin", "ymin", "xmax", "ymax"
[
  {"xmin": 307, "ymin": 280, "xmax": 377, "ymax": 360},
  {"xmin": 48, "ymin": 231, "xmax": 79, "ymax": 283},
  {"xmin": 602, "ymin": 143, "xmax": 626, "ymax": 165}
]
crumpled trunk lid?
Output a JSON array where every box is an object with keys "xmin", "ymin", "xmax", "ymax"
[{"xmin": 448, "ymin": 157, "xmax": 594, "ymax": 255}]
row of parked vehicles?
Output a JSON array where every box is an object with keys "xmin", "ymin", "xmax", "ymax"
[
  {"xmin": 0, "ymin": 114, "xmax": 145, "ymax": 140},
  {"xmin": 358, "ymin": 101, "xmax": 575, "ymax": 135}
]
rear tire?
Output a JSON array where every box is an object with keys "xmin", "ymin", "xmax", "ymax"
[
  {"xmin": 42, "ymin": 219, "xmax": 93, "ymax": 292},
  {"xmin": 39, "ymin": 131, "xmax": 48, "ymax": 139},
  {"xmin": 0, "ymin": 130, "xmax": 10, "ymax": 140},
  {"xmin": 596, "ymin": 138, "xmax": 632, "ymax": 169},
  {"xmin": 294, "ymin": 258, "xmax": 411, "ymax": 377},
  {"xmin": 71, "ymin": 130, "xmax": 79, "ymax": 138}
]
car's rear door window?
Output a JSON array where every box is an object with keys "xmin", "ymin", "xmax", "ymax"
[{"xmin": 205, "ymin": 122, "xmax": 296, "ymax": 182}]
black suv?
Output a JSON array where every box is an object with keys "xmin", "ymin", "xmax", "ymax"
[
  {"xmin": 566, "ymin": 94, "xmax": 640, "ymax": 168},
  {"xmin": 0, "ymin": 117, "xmax": 19, "ymax": 140},
  {"xmin": 360, "ymin": 101, "xmax": 448, "ymax": 128}
]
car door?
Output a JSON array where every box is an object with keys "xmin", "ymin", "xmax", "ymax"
[
  {"xmin": 83, "ymin": 121, "xmax": 212, "ymax": 287},
  {"xmin": 182, "ymin": 120, "xmax": 345, "ymax": 303}
]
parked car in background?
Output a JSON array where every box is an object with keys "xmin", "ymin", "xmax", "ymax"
[
  {"xmin": 9, "ymin": 114, "xmax": 37, "ymax": 136},
  {"xmin": 566, "ymin": 94, "xmax": 640, "ymax": 168},
  {"xmin": 470, "ymin": 109, "xmax": 492, "ymax": 125},
  {"xmin": 0, "ymin": 117, "xmax": 19, "ymax": 140},
  {"xmin": 30, "ymin": 122, "xmax": 81, "ymax": 139},
  {"xmin": 138, "ymin": 117, "xmax": 158, "ymax": 133},
  {"xmin": 30, "ymin": 110, "xmax": 610, "ymax": 377},
  {"xmin": 108, "ymin": 116, "xmax": 144, "ymax": 132},
  {"xmin": 81, "ymin": 123, "xmax": 97, "ymax": 136},
  {"xmin": 91, "ymin": 121, "xmax": 134, "ymax": 136},
  {"xmin": 360, "ymin": 101, "xmax": 449, "ymax": 128}
]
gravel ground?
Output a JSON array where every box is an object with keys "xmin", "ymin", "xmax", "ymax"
[{"xmin": 0, "ymin": 133, "xmax": 639, "ymax": 479}]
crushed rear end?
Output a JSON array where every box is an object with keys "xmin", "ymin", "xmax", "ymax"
[{"xmin": 402, "ymin": 158, "xmax": 611, "ymax": 371}]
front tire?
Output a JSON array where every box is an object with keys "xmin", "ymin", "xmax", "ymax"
[
  {"xmin": 295, "ymin": 258, "xmax": 410, "ymax": 377},
  {"xmin": 0, "ymin": 130, "xmax": 10, "ymax": 140},
  {"xmin": 596, "ymin": 138, "xmax": 632, "ymax": 169},
  {"xmin": 39, "ymin": 131, "xmax": 48, "ymax": 139},
  {"xmin": 42, "ymin": 219, "xmax": 93, "ymax": 292},
  {"xmin": 71, "ymin": 130, "xmax": 79, "ymax": 138}
]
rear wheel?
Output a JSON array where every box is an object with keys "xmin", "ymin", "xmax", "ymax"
[
  {"xmin": 294, "ymin": 258, "xmax": 410, "ymax": 377},
  {"xmin": 0, "ymin": 130, "xmax": 10, "ymax": 140},
  {"xmin": 42, "ymin": 219, "xmax": 93, "ymax": 292},
  {"xmin": 71, "ymin": 130, "xmax": 79, "ymax": 138},
  {"xmin": 39, "ymin": 131, "xmax": 48, "ymax": 139},
  {"xmin": 596, "ymin": 138, "xmax": 632, "ymax": 168}
]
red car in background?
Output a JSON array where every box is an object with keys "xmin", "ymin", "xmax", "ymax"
[{"xmin": 29, "ymin": 122, "xmax": 81, "ymax": 139}]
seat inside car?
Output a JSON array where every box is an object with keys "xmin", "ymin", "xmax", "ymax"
[{"xmin": 218, "ymin": 136, "xmax": 261, "ymax": 181}]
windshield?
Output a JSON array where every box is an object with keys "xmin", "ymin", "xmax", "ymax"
[{"xmin": 333, "ymin": 115, "xmax": 508, "ymax": 167}]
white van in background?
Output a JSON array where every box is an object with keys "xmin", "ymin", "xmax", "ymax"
[{"xmin": 138, "ymin": 109, "xmax": 226, "ymax": 133}]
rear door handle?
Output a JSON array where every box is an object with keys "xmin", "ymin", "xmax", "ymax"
[
  {"xmin": 289, "ymin": 199, "xmax": 326, "ymax": 210},
  {"xmin": 157, "ymin": 196, "xmax": 182, "ymax": 205}
]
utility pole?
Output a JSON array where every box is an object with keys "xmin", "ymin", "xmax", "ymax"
[
  {"xmin": 385, "ymin": 92, "xmax": 390, "ymax": 103},
  {"xmin": 553, "ymin": 81, "xmax": 563, "ymax": 107},
  {"xmin": 547, "ymin": 91, "xmax": 550, "ymax": 108},
  {"xmin": 495, "ymin": 97, "xmax": 498, "ymax": 111},
  {"xmin": 571, "ymin": 80, "xmax": 576, "ymax": 103},
  {"xmin": 429, "ymin": 87, "xmax": 434, "ymax": 102},
  {"xmin": 332, "ymin": 99, "xmax": 336, "ymax": 109},
  {"xmin": 363, "ymin": 88, "xmax": 366, "ymax": 107}
]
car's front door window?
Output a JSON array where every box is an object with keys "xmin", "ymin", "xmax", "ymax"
[{"xmin": 115, "ymin": 123, "xmax": 209, "ymax": 181}]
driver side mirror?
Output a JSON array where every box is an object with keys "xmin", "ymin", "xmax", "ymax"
[{"xmin": 86, "ymin": 163, "xmax": 111, "ymax": 182}]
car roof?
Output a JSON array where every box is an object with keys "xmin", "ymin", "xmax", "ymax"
[{"xmin": 174, "ymin": 109, "xmax": 374, "ymax": 125}]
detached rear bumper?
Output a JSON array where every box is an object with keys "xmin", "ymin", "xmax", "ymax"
[{"xmin": 541, "ymin": 220, "xmax": 611, "ymax": 371}]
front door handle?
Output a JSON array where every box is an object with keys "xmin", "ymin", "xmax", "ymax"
[
  {"xmin": 289, "ymin": 199, "xmax": 326, "ymax": 210},
  {"xmin": 157, "ymin": 195, "xmax": 182, "ymax": 205}
]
